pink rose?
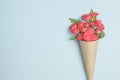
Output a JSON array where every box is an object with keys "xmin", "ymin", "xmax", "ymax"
[
  {"xmin": 91, "ymin": 35, "xmax": 99, "ymax": 41},
  {"xmin": 87, "ymin": 27, "xmax": 94, "ymax": 34},
  {"xmin": 96, "ymin": 29, "xmax": 102, "ymax": 34},
  {"xmin": 83, "ymin": 28, "xmax": 94, "ymax": 41},
  {"xmin": 77, "ymin": 33, "xmax": 84, "ymax": 40},
  {"xmin": 83, "ymin": 27, "xmax": 99, "ymax": 41},
  {"xmin": 72, "ymin": 29, "xmax": 79, "ymax": 34},
  {"xmin": 89, "ymin": 22, "xmax": 95, "ymax": 27},
  {"xmin": 83, "ymin": 31, "xmax": 92, "ymax": 41},
  {"xmin": 85, "ymin": 22, "xmax": 90, "ymax": 27},
  {"xmin": 95, "ymin": 20, "xmax": 102, "ymax": 23},
  {"xmin": 69, "ymin": 24, "xmax": 77, "ymax": 31},
  {"xmin": 79, "ymin": 27, "xmax": 87, "ymax": 32},
  {"xmin": 82, "ymin": 14, "xmax": 92, "ymax": 21},
  {"xmin": 95, "ymin": 20, "xmax": 104, "ymax": 30},
  {"xmin": 69, "ymin": 24, "xmax": 79, "ymax": 34},
  {"xmin": 77, "ymin": 22, "xmax": 86, "ymax": 28},
  {"xmin": 77, "ymin": 22, "xmax": 87, "ymax": 32},
  {"xmin": 90, "ymin": 12, "xmax": 99, "ymax": 17},
  {"xmin": 95, "ymin": 23, "xmax": 104, "ymax": 30},
  {"xmin": 83, "ymin": 32, "xmax": 99, "ymax": 41}
]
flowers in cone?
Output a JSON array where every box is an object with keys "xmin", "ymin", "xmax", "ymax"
[{"xmin": 69, "ymin": 9, "xmax": 105, "ymax": 42}]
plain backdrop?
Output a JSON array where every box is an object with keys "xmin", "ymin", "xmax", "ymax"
[{"xmin": 0, "ymin": 0, "xmax": 120, "ymax": 80}]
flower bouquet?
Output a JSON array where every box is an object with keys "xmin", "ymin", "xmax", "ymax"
[{"xmin": 69, "ymin": 9, "xmax": 105, "ymax": 80}]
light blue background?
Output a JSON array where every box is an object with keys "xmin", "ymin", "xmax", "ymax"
[{"xmin": 0, "ymin": 0, "xmax": 120, "ymax": 80}]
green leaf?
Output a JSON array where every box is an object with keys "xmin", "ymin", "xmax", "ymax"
[
  {"xmin": 69, "ymin": 18, "xmax": 79, "ymax": 23},
  {"xmin": 93, "ymin": 26, "xmax": 97, "ymax": 30},
  {"xmin": 89, "ymin": 9, "xmax": 98, "ymax": 22},
  {"xmin": 99, "ymin": 32, "xmax": 105, "ymax": 38},
  {"xmin": 69, "ymin": 35, "xmax": 77, "ymax": 40},
  {"xmin": 89, "ymin": 8, "xmax": 94, "ymax": 14},
  {"xmin": 93, "ymin": 17, "xmax": 97, "ymax": 21},
  {"xmin": 88, "ymin": 19, "xmax": 92, "ymax": 22}
]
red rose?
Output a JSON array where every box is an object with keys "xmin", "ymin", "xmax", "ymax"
[
  {"xmin": 77, "ymin": 33, "xmax": 84, "ymax": 40},
  {"xmin": 91, "ymin": 35, "xmax": 99, "ymax": 41},
  {"xmin": 84, "ymin": 32, "xmax": 99, "ymax": 41},
  {"xmin": 95, "ymin": 20, "xmax": 104, "ymax": 30},
  {"xmin": 72, "ymin": 29, "xmax": 79, "ymax": 34},
  {"xmin": 83, "ymin": 31, "xmax": 92, "ymax": 41},
  {"xmin": 83, "ymin": 27, "xmax": 94, "ymax": 41},
  {"xmin": 77, "ymin": 22, "xmax": 87, "ymax": 32},
  {"xmin": 83, "ymin": 27, "xmax": 98, "ymax": 41},
  {"xmin": 90, "ymin": 12, "xmax": 99, "ymax": 17},
  {"xmin": 69, "ymin": 24, "xmax": 77, "ymax": 31},
  {"xmin": 79, "ymin": 27, "xmax": 87, "ymax": 32},
  {"xmin": 96, "ymin": 23, "xmax": 104, "ymax": 30},
  {"xmin": 95, "ymin": 20, "xmax": 102, "ymax": 23},
  {"xmin": 69, "ymin": 24, "xmax": 79, "ymax": 34},
  {"xmin": 89, "ymin": 22, "xmax": 95, "ymax": 27},
  {"xmin": 85, "ymin": 22, "xmax": 90, "ymax": 27},
  {"xmin": 77, "ymin": 22, "xmax": 86, "ymax": 28},
  {"xmin": 87, "ymin": 27, "xmax": 94, "ymax": 34},
  {"xmin": 82, "ymin": 14, "xmax": 92, "ymax": 21},
  {"xmin": 96, "ymin": 29, "xmax": 102, "ymax": 34},
  {"xmin": 70, "ymin": 24, "xmax": 79, "ymax": 34}
]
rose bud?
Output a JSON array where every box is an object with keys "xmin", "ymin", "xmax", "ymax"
[
  {"xmin": 90, "ymin": 12, "xmax": 99, "ymax": 17},
  {"xmin": 82, "ymin": 14, "xmax": 92, "ymax": 21}
]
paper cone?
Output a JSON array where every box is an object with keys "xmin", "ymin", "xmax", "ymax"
[{"xmin": 79, "ymin": 40, "xmax": 99, "ymax": 80}]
